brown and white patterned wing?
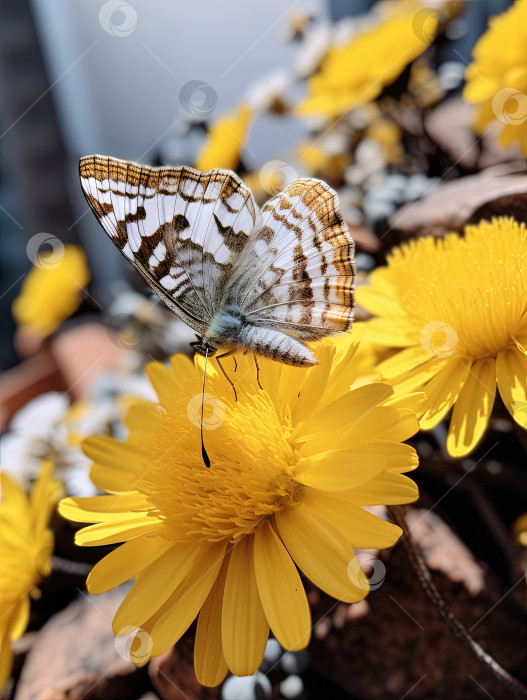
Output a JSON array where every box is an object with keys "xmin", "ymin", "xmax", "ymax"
[
  {"xmin": 79, "ymin": 155, "xmax": 260, "ymax": 333},
  {"xmin": 224, "ymin": 179, "xmax": 355, "ymax": 340}
]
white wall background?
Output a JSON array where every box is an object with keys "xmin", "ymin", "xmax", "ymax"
[
  {"xmin": 28, "ymin": 0, "xmax": 325, "ymax": 291},
  {"xmin": 30, "ymin": 0, "xmax": 325, "ymax": 162}
]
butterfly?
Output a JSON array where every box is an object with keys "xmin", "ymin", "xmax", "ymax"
[{"xmin": 79, "ymin": 155, "xmax": 356, "ymax": 377}]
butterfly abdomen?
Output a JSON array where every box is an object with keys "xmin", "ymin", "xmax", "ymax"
[
  {"xmin": 238, "ymin": 325, "xmax": 317, "ymax": 366},
  {"xmin": 208, "ymin": 305, "xmax": 317, "ymax": 367}
]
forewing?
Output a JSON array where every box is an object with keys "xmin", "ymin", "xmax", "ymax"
[
  {"xmin": 224, "ymin": 179, "xmax": 355, "ymax": 339},
  {"xmin": 79, "ymin": 155, "xmax": 260, "ymax": 333}
]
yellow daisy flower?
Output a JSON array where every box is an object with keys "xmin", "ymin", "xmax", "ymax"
[
  {"xmin": 0, "ymin": 462, "xmax": 61, "ymax": 689},
  {"xmin": 464, "ymin": 0, "xmax": 527, "ymax": 155},
  {"xmin": 357, "ymin": 217, "xmax": 527, "ymax": 458},
  {"xmin": 195, "ymin": 104, "xmax": 252, "ymax": 172},
  {"xmin": 12, "ymin": 245, "xmax": 90, "ymax": 338},
  {"xmin": 297, "ymin": 2, "xmax": 438, "ymax": 119},
  {"xmin": 60, "ymin": 338, "xmax": 422, "ymax": 686}
]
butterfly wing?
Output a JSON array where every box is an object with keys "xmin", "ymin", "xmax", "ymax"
[
  {"xmin": 223, "ymin": 179, "xmax": 355, "ymax": 340},
  {"xmin": 79, "ymin": 155, "xmax": 260, "ymax": 334}
]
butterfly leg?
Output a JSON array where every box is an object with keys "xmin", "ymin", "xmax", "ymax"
[
  {"xmin": 253, "ymin": 355, "xmax": 263, "ymax": 391},
  {"xmin": 216, "ymin": 350, "xmax": 238, "ymax": 402}
]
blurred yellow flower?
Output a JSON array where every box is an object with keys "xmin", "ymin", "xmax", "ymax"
[
  {"xmin": 357, "ymin": 217, "xmax": 527, "ymax": 458},
  {"xmin": 365, "ymin": 118, "xmax": 403, "ymax": 164},
  {"xmin": 513, "ymin": 512, "xmax": 527, "ymax": 547},
  {"xmin": 0, "ymin": 463, "xmax": 61, "ymax": 689},
  {"xmin": 408, "ymin": 58, "xmax": 443, "ymax": 109},
  {"xmin": 60, "ymin": 338, "xmax": 422, "ymax": 686},
  {"xmin": 12, "ymin": 245, "xmax": 90, "ymax": 338},
  {"xmin": 297, "ymin": 2, "xmax": 438, "ymax": 118},
  {"xmin": 298, "ymin": 139, "xmax": 351, "ymax": 181},
  {"xmin": 464, "ymin": 0, "xmax": 527, "ymax": 155},
  {"xmin": 195, "ymin": 104, "xmax": 252, "ymax": 172}
]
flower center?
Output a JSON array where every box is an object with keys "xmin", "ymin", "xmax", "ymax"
[
  {"xmin": 387, "ymin": 220, "xmax": 527, "ymax": 360},
  {"xmin": 267, "ymin": 473, "xmax": 306, "ymax": 511},
  {"xmin": 137, "ymin": 394, "xmax": 305, "ymax": 544}
]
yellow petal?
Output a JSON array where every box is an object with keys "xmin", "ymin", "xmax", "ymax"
[
  {"xmin": 87, "ymin": 535, "xmax": 173, "ymax": 594},
  {"xmin": 150, "ymin": 544, "xmax": 225, "ymax": 656},
  {"xmin": 363, "ymin": 318, "xmax": 418, "ymax": 347},
  {"xmin": 276, "ymin": 507, "xmax": 368, "ymax": 603},
  {"xmin": 124, "ymin": 402, "xmax": 159, "ymax": 434},
  {"xmin": 391, "ymin": 357, "xmax": 446, "ymax": 394},
  {"xmin": 146, "ymin": 361, "xmax": 185, "ymax": 406},
  {"xmin": 295, "ymin": 450, "xmax": 389, "ymax": 492},
  {"xmin": 194, "ymin": 560, "xmax": 229, "ymax": 687},
  {"xmin": 254, "ymin": 521, "xmax": 311, "ymax": 651},
  {"xmin": 384, "ymin": 391, "xmax": 428, "ymax": 418},
  {"xmin": 74, "ymin": 516, "xmax": 161, "ymax": 547},
  {"xmin": 275, "ymin": 362, "xmax": 308, "ymax": 417},
  {"xmin": 420, "ymin": 360, "xmax": 471, "ymax": 429},
  {"xmin": 222, "ymin": 537, "xmax": 269, "ymax": 677},
  {"xmin": 0, "ymin": 632, "xmax": 13, "ymax": 691},
  {"xmin": 83, "ymin": 437, "xmax": 146, "ymax": 493},
  {"xmin": 8, "ymin": 596, "xmax": 30, "ymax": 641},
  {"xmin": 514, "ymin": 316, "xmax": 527, "ymax": 355},
  {"xmin": 356, "ymin": 285, "xmax": 405, "ymax": 318},
  {"xmin": 112, "ymin": 542, "xmax": 202, "ymax": 633},
  {"xmin": 30, "ymin": 462, "xmax": 61, "ymax": 534},
  {"xmin": 296, "ymin": 383, "xmax": 394, "ymax": 443},
  {"xmin": 299, "ymin": 404, "xmax": 419, "ymax": 456},
  {"xmin": 59, "ymin": 494, "xmax": 148, "ymax": 522},
  {"xmin": 349, "ymin": 406, "xmax": 420, "ymax": 446},
  {"xmin": 377, "ymin": 345, "xmax": 434, "ymax": 379},
  {"xmin": 293, "ymin": 345, "xmax": 335, "ymax": 423},
  {"xmin": 496, "ymin": 347, "xmax": 527, "ymax": 429},
  {"xmin": 323, "ymin": 333, "xmax": 364, "ymax": 400},
  {"xmin": 170, "ymin": 353, "xmax": 197, "ymax": 378},
  {"xmin": 447, "ymin": 357, "xmax": 496, "ymax": 457},
  {"xmin": 350, "ymin": 471, "xmax": 419, "ymax": 505},
  {"xmin": 353, "ymin": 441, "xmax": 419, "ymax": 472},
  {"xmin": 516, "ymin": 337, "xmax": 527, "ymax": 355},
  {"xmin": 256, "ymin": 355, "xmax": 284, "ymax": 411},
  {"xmin": 302, "ymin": 488, "xmax": 402, "ymax": 549}
]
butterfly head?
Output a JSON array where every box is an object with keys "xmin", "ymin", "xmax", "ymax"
[{"xmin": 190, "ymin": 335, "xmax": 218, "ymax": 358}]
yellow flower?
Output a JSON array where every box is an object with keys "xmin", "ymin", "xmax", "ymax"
[
  {"xmin": 464, "ymin": 0, "xmax": 527, "ymax": 155},
  {"xmin": 297, "ymin": 2, "xmax": 438, "ymax": 119},
  {"xmin": 0, "ymin": 463, "xmax": 61, "ymax": 689},
  {"xmin": 60, "ymin": 338, "xmax": 422, "ymax": 686},
  {"xmin": 297, "ymin": 138, "xmax": 351, "ymax": 182},
  {"xmin": 513, "ymin": 512, "xmax": 527, "ymax": 547},
  {"xmin": 357, "ymin": 217, "xmax": 527, "ymax": 458},
  {"xmin": 365, "ymin": 118, "xmax": 403, "ymax": 164},
  {"xmin": 408, "ymin": 58, "xmax": 443, "ymax": 109},
  {"xmin": 12, "ymin": 245, "xmax": 90, "ymax": 338},
  {"xmin": 195, "ymin": 104, "xmax": 252, "ymax": 172}
]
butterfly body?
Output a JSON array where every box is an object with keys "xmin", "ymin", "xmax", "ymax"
[
  {"xmin": 79, "ymin": 155, "xmax": 355, "ymax": 366},
  {"xmin": 205, "ymin": 304, "xmax": 317, "ymax": 366}
]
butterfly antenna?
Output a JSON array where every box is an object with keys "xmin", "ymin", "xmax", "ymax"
[
  {"xmin": 253, "ymin": 355, "xmax": 263, "ymax": 391},
  {"xmin": 201, "ymin": 348, "xmax": 211, "ymax": 468}
]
